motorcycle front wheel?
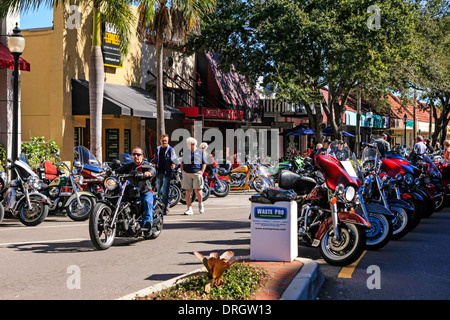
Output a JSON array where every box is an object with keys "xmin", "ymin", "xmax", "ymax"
[
  {"xmin": 365, "ymin": 212, "xmax": 393, "ymax": 250},
  {"xmin": 212, "ymin": 180, "xmax": 230, "ymax": 197},
  {"xmin": 433, "ymin": 191, "xmax": 446, "ymax": 213},
  {"xmin": 319, "ymin": 222, "xmax": 366, "ymax": 267},
  {"xmin": 390, "ymin": 206, "xmax": 411, "ymax": 240},
  {"xmin": 89, "ymin": 203, "xmax": 116, "ymax": 250},
  {"xmin": 66, "ymin": 195, "xmax": 96, "ymax": 221},
  {"xmin": 17, "ymin": 196, "xmax": 49, "ymax": 226},
  {"xmin": 252, "ymin": 177, "xmax": 269, "ymax": 193}
]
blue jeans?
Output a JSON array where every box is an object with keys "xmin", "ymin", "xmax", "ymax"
[
  {"xmin": 140, "ymin": 192, "xmax": 154, "ymax": 227},
  {"xmin": 156, "ymin": 174, "xmax": 171, "ymax": 212}
]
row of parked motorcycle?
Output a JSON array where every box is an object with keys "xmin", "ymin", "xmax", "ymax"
[
  {"xmin": 252, "ymin": 141, "xmax": 450, "ymax": 266},
  {"xmin": 0, "ymin": 145, "xmax": 276, "ymax": 227}
]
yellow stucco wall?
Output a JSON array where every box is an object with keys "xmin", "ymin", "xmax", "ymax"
[{"xmin": 20, "ymin": 3, "xmax": 144, "ymax": 162}]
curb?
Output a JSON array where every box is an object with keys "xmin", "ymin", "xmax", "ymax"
[
  {"xmin": 117, "ymin": 267, "xmax": 207, "ymax": 300},
  {"xmin": 118, "ymin": 256, "xmax": 324, "ymax": 301},
  {"xmin": 280, "ymin": 258, "xmax": 325, "ymax": 300}
]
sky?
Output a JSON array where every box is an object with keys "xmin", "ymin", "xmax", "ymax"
[{"xmin": 20, "ymin": 7, "xmax": 53, "ymax": 29}]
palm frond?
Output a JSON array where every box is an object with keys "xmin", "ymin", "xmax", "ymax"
[{"xmin": 0, "ymin": 0, "xmax": 61, "ymax": 19}]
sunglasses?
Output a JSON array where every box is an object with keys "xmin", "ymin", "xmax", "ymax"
[{"xmin": 132, "ymin": 153, "xmax": 143, "ymax": 156}]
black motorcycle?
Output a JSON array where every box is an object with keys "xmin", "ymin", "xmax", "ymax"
[
  {"xmin": 89, "ymin": 165, "xmax": 164, "ymax": 250},
  {"xmin": 1, "ymin": 155, "xmax": 50, "ymax": 226}
]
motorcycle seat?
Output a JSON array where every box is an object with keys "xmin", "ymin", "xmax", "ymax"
[
  {"xmin": 278, "ymin": 170, "xmax": 317, "ymax": 195},
  {"xmin": 251, "ymin": 188, "xmax": 297, "ymax": 204},
  {"xmin": 44, "ymin": 160, "xmax": 58, "ymax": 180}
]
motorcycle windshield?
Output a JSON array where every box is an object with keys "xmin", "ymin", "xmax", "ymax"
[
  {"xmin": 361, "ymin": 147, "xmax": 378, "ymax": 172},
  {"xmin": 118, "ymin": 153, "xmax": 133, "ymax": 164},
  {"xmin": 15, "ymin": 153, "xmax": 38, "ymax": 179},
  {"xmin": 315, "ymin": 153, "xmax": 359, "ymax": 191},
  {"xmin": 74, "ymin": 146, "xmax": 103, "ymax": 172},
  {"xmin": 329, "ymin": 141, "xmax": 350, "ymax": 161}
]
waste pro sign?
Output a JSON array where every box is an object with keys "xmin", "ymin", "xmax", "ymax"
[{"xmin": 250, "ymin": 201, "xmax": 297, "ymax": 262}]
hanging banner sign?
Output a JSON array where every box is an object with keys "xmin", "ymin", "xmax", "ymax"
[{"xmin": 102, "ymin": 22, "xmax": 123, "ymax": 68}]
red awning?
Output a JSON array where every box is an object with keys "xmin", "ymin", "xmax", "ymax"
[
  {"xmin": 206, "ymin": 52, "xmax": 259, "ymax": 109},
  {"xmin": 0, "ymin": 42, "xmax": 30, "ymax": 71}
]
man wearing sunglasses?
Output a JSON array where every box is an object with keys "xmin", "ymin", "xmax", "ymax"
[{"xmin": 115, "ymin": 147, "xmax": 155, "ymax": 232}]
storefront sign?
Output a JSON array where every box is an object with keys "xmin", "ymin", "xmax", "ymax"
[
  {"xmin": 250, "ymin": 201, "xmax": 297, "ymax": 262},
  {"xmin": 102, "ymin": 22, "xmax": 123, "ymax": 68},
  {"xmin": 202, "ymin": 108, "xmax": 244, "ymax": 121}
]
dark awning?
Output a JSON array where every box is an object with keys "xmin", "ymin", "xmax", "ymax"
[
  {"xmin": 0, "ymin": 43, "xmax": 30, "ymax": 71},
  {"xmin": 71, "ymin": 79, "xmax": 185, "ymax": 119}
]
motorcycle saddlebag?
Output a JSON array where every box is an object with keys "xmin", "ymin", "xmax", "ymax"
[{"xmin": 250, "ymin": 188, "xmax": 297, "ymax": 204}]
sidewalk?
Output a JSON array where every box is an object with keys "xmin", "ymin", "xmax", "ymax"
[{"xmin": 118, "ymin": 257, "xmax": 324, "ymax": 300}]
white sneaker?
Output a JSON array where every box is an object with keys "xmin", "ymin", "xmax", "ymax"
[
  {"xmin": 184, "ymin": 207, "xmax": 193, "ymax": 215},
  {"xmin": 199, "ymin": 203, "xmax": 204, "ymax": 214}
]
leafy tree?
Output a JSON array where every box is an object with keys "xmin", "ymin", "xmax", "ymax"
[
  {"xmin": 185, "ymin": 0, "xmax": 418, "ymax": 141},
  {"xmin": 20, "ymin": 136, "xmax": 60, "ymax": 167},
  {"xmin": 404, "ymin": 0, "xmax": 450, "ymax": 146}
]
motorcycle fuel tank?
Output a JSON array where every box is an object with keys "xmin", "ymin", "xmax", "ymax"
[{"xmin": 381, "ymin": 158, "xmax": 420, "ymax": 178}]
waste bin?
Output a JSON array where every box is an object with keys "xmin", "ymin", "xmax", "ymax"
[{"xmin": 250, "ymin": 189, "xmax": 298, "ymax": 262}]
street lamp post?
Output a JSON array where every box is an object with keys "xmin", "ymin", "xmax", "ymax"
[
  {"xmin": 8, "ymin": 23, "xmax": 25, "ymax": 163},
  {"xmin": 403, "ymin": 114, "xmax": 408, "ymax": 147},
  {"xmin": 366, "ymin": 108, "xmax": 373, "ymax": 140}
]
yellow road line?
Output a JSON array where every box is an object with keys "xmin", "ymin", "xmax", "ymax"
[{"xmin": 338, "ymin": 250, "xmax": 367, "ymax": 278}]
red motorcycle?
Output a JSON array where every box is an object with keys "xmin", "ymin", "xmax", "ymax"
[
  {"xmin": 382, "ymin": 152, "xmax": 434, "ymax": 223},
  {"xmin": 253, "ymin": 153, "xmax": 370, "ymax": 266},
  {"xmin": 204, "ymin": 164, "xmax": 230, "ymax": 197},
  {"xmin": 435, "ymin": 159, "xmax": 450, "ymax": 203},
  {"xmin": 73, "ymin": 146, "xmax": 105, "ymax": 200}
]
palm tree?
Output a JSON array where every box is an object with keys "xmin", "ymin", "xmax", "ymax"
[
  {"xmin": 137, "ymin": 0, "xmax": 216, "ymax": 141},
  {"xmin": 0, "ymin": 0, "xmax": 154, "ymax": 163}
]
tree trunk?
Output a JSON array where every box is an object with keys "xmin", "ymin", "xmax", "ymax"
[
  {"xmin": 156, "ymin": 31, "xmax": 165, "ymax": 142},
  {"xmin": 89, "ymin": 7, "xmax": 104, "ymax": 163}
]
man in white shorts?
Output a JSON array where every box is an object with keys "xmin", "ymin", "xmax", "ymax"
[{"xmin": 181, "ymin": 137, "xmax": 207, "ymax": 215}]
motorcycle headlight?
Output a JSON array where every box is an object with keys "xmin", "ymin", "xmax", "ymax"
[
  {"xmin": 104, "ymin": 177, "xmax": 118, "ymax": 191},
  {"xmin": 344, "ymin": 186, "xmax": 356, "ymax": 202},
  {"xmin": 27, "ymin": 176, "xmax": 41, "ymax": 190},
  {"xmin": 403, "ymin": 173, "xmax": 413, "ymax": 185},
  {"xmin": 336, "ymin": 184, "xmax": 345, "ymax": 195}
]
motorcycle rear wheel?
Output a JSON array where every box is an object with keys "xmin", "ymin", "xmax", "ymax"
[
  {"xmin": 319, "ymin": 222, "xmax": 366, "ymax": 267},
  {"xmin": 89, "ymin": 203, "xmax": 116, "ymax": 250},
  {"xmin": 147, "ymin": 206, "xmax": 164, "ymax": 239},
  {"xmin": 17, "ymin": 196, "xmax": 49, "ymax": 226},
  {"xmin": 66, "ymin": 195, "xmax": 96, "ymax": 221}
]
